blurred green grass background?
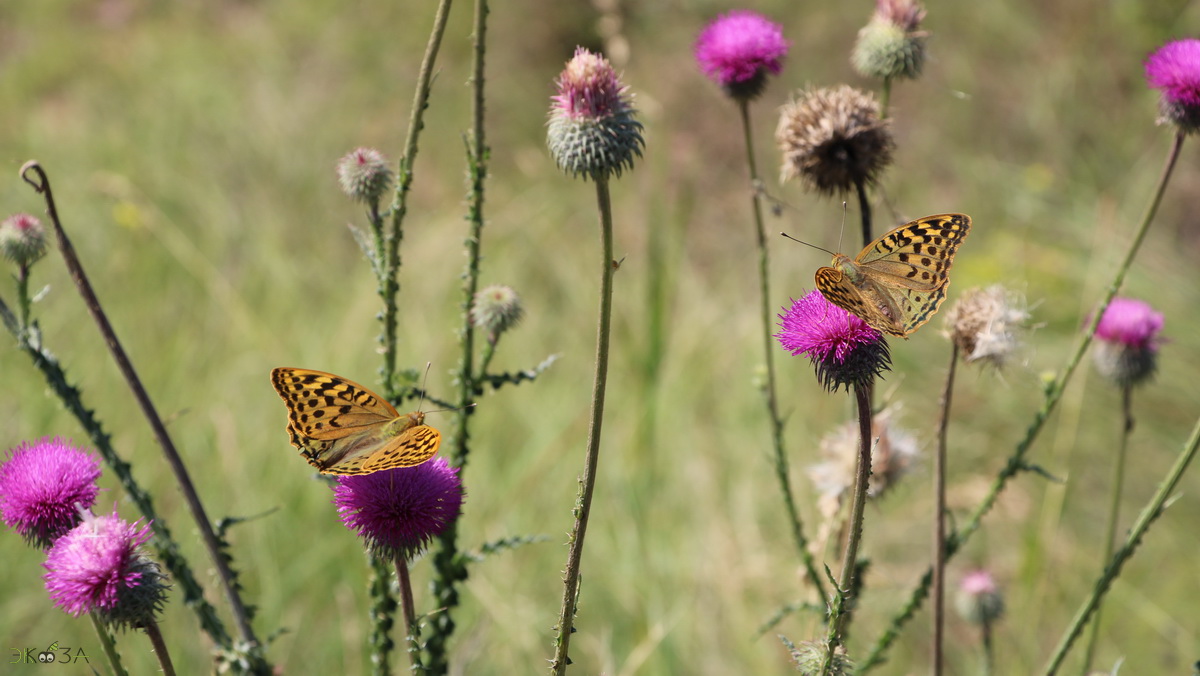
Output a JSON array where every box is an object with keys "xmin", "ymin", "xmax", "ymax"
[{"xmin": 2, "ymin": 1, "xmax": 1198, "ymax": 673}]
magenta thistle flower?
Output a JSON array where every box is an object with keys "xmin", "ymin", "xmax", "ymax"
[
  {"xmin": 1145, "ymin": 39, "xmax": 1200, "ymax": 133},
  {"xmin": 547, "ymin": 48, "xmax": 644, "ymax": 181},
  {"xmin": 694, "ymin": 10, "xmax": 789, "ymax": 101},
  {"xmin": 1092, "ymin": 297, "xmax": 1163, "ymax": 387},
  {"xmin": 43, "ymin": 510, "xmax": 167, "ymax": 629},
  {"xmin": 333, "ymin": 457, "xmax": 464, "ymax": 558},
  {"xmin": 776, "ymin": 290, "xmax": 891, "ymax": 392},
  {"xmin": 0, "ymin": 438, "xmax": 102, "ymax": 549}
]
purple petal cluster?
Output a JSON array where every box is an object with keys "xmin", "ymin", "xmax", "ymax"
[
  {"xmin": 333, "ymin": 458, "xmax": 464, "ymax": 558},
  {"xmin": 547, "ymin": 48, "xmax": 644, "ymax": 181},
  {"xmin": 776, "ymin": 290, "xmax": 890, "ymax": 392},
  {"xmin": 695, "ymin": 11, "xmax": 788, "ymax": 96},
  {"xmin": 43, "ymin": 511, "xmax": 155, "ymax": 617},
  {"xmin": 1095, "ymin": 297, "xmax": 1163, "ymax": 349},
  {"xmin": 551, "ymin": 48, "xmax": 631, "ymax": 122},
  {"xmin": 1145, "ymin": 39, "xmax": 1200, "ymax": 107},
  {"xmin": 0, "ymin": 438, "xmax": 101, "ymax": 549}
]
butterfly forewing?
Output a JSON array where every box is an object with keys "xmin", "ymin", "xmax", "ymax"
[
  {"xmin": 814, "ymin": 214, "xmax": 971, "ymax": 339},
  {"xmin": 270, "ymin": 367, "xmax": 442, "ymax": 475}
]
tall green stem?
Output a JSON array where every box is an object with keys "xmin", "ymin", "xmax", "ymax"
[
  {"xmin": 89, "ymin": 612, "xmax": 128, "ymax": 676},
  {"xmin": 1080, "ymin": 383, "xmax": 1133, "ymax": 673},
  {"xmin": 858, "ymin": 129, "xmax": 1186, "ymax": 673},
  {"xmin": 142, "ymin": 620, "xmax": 177, "ymax": 676},
  {"xmin": 932, "ymin": 344, "xmax": 958, "ymax": 676},
  {"xmin": 737, "ymin": 99, "xmax": 826, "ymax": 600},
  {"xmin": 1041, "ymin": 410, "xmax": 1200, "ymax": 675},
  {"xmin": 820, "ymin": 380, "xmax": 874, "ymax": 675},
  {"xmin": 379, "ymin": 0, "xmax": 453, "ymax": 401},
  {"xmin": 550, "ymin": 178, "xmax": 615, "ymax": 675}
]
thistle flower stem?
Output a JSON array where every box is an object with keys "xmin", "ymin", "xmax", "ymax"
[
  {"xmin": 854, "ymin": 177, "xmax": 873, "ymax": 247},
  {"xmin": 879, "ymin": 77, "xmax": 892, "ymax": 119},
  {"xmin": 980, "ymin": 616, "xmax": 995, "ymax": 676},
  {"xmin": 821, "ymin": 380, "xmax": 874, "ymax": 674},
  {"xmin": 395, "ymin": 557, "xmax": 419, "ymax": 668},
  {"xmin": 367, "ymin": 552, "xmax": 397, "ymax": 676},
  {"xmin": 89, "ymin": 612, "xmax": 129, "ymax": 676},
  {"xmin": 551, "ymin": 177, "xmax": 615, "ymax": 675},
  {"xmin": 858, "ymin": 128, "xmax": 1187, "ymax": 674},
  {"xmin": 932, "ymin": 344, "xmax": 958, "ymax": 676},
  {"xmin": 426, "ymin": 2, "xmax": 486, "ymax": 672},
  {"xmin": 737, "ymin": 100, "xmax": 826, "ymax": 600},
  {"xmin": 1079, "ymin": 383, "xmax": 1134, "ymax": 674},
  {"xmin": 19, "ymin": 162, "xmax": 267, "ymax": 670},
  {"xmin": 142, "ymin": 619, "xmax": 177, "ymax": 676},
  {"xmin": 14, "ymin": 263, "xmax": 31, "ymax": 333},
  {"xmin": 1041, "ymin": 410, "xmax": 1200, "ymax": 675},
  {"xmin": 379, "ymin": 0, "xmax": 453, "ymax": 401}
]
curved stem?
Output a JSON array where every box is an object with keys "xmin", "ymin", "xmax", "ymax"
[
  {"xmin": 932, "ymin": 344, "xmax": 958, "ymax": 676},
  {"xmin": 380, "ymin": 0, "xmax": 454, "ymax": 400},
  {"xmin": 20, "ymin": 162, "xmax": 262, "ymax": 662},
  {"xmin": 89, "ymin": 612, "xmax": 129, "ymax": 676},
  {"xmin": 820, "ymin": 380, "xmax": 874, "ymax": 674},
  {"xmin": 854, "ymin": 177, "xmax": 873, "ymax": 248},
  {"xmin": 1041, "ymin": 409, "xmax": 1200, "ymax": 675},
  {"xmin": 142, "ymin": 619, "xmax": 177, "ymax": 676},
  {"xmin": 550, "ymin": 177, "xmax": 615, "ymax": 674},
  {"xmin": 737, "ymin": 99, "xmax": 826, "ymax": 600},
  {"xmin": 858, "ymin": 129, "xmax": 1186, "ymax": 673},
  {"xmin": 1080, "ymin": 383, "xmax": 1134, "ymax": 673}
]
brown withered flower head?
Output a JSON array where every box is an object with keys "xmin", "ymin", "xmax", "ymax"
[{"xmin": 776, "ymin": 85, "xmax": 894, "ymax": 196}]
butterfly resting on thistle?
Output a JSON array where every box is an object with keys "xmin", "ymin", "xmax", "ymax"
[
  {"xmin": 269, "ymin": 367, "xmax": 441, "ymax": 475},
  {"xmin": 809, "ymin": 213, "xmax": 971, "ymax": 339}
]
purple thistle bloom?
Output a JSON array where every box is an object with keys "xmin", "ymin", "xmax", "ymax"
[
  {"xmin": 1092, "ymin": 297, "xmax": 1163, "ymax": 387},
  {"xmin": 547, "ymin": 48, "xmax": 644, "ymax": 181},
  {"xmin": 695, "ymin": 10, "xmax": 788, "ymax": 100},
  {"xmin": 0, "ymin": 438, "xmax": 102, "ymax": 549},
  {"xmin": 776, "ymin": 290, "xmax": 891, "ymax": 392},
  {"xmin": 333, "ymin": 457, "xmax": 464, "ymax": 558},
  {"xmin": 1145, "ymin": 39, "xmax": 1200, "ymax": 132},
  {"xmin": 43, "ymin": 510, "xmax": 167, "ymax": 628},
  {"xmin": 1095, "ymin": 297, "xmax": 1163, "ymax": 349}
]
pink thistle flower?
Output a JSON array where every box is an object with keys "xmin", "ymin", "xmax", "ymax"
[
  {"xmin": 333, "ymin": 457, "xmax": 464, "ymax": 558},
  {"xmin": 1145, "ymin": 39, "xmax": 1200, "ymax": 133},
  {"xmin": 776, "ymin": 290, "xmax": 891, "ymax": 392},
  {"xmin": 336, "ymin": 147, "xmax": 394, "ymax": 205},
  {"xmin": 1092, "ymin": 297, "xmax": 1163, "ymax": 387},
  {"xmin": 547, "ymin": 48, "xmax": 644, "ymax": 181},
  {"xmin": 43, "ymin": 509, "xmax": 167, "ymax": 629},
  {"xmin": 694, "ymin": 10, "xmax": 789, "ymax": 100},
  {"xmin": 955, "ymin": 569, "xmax": 1004, "ymax": 625},
  {"xmin": 0, "ymin": 438, "xmax": 101, "ymax": 550}
]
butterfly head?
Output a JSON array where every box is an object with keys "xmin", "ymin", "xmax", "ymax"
[{"xmin": 832, "ymin": 254, "xmax": 860, "ymax": 282}]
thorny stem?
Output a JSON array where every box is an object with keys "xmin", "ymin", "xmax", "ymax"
[
  {"xmin": 426, "ymin": 1, "xmax": 486, "ymax": 672},
  {"xmin": 1080, "ymin": 383, "xmax": 1134, "ymax": 674},
  {"xmin": 738, "ymin": 99, "xmax": 826, "ymax": 600},
  {"xmin": 20, "ymin": 162, "xmax": 265, "ymax": 669},
  {"xmin": 379, "ymin": 0, "xmax": 453, "ymax": 402},
  {"xmin": 396, "ymin": 557, "xmax": 419, "ymax": 669},
  {"xmin": 550, "ymin": 178, "xmax": 615, "ymax": 674},
  {"xmin": 1041, "ymin": 410, "xmax": 1200, "ymax": 675},
  {"xmin": 89, "ymin": 612, "xmax": 128, "ymax": 676},
  {"xmin": 367, "ymin": 552, "xmax": 397, "ymax": 676},
  {"xmin": 858, "ymin": 129, "xmax": 1187, "ymax": 674},
  {"xmin": 932, "ymin": 343, "xmax": 958, "ymax": 676}
]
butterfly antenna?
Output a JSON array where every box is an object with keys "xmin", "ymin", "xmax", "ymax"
[
  {"xmin": 425, "ymin": 402, "xmax": 478, "ymax": 416},
  {"xmin": 416, "ymin": 362, "xmax": 432, "ymax": 413},
  {"xmin": 779, "ymin": 231, "xmax": 836, "ymax": 257}
]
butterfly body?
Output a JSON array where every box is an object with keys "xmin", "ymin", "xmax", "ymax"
[
  {"xmin": 270, "ymin": 367, "xmax": 441, "ymax": 475},
  {"xmin": 815, "ymin": 213, "xmax": 970, "ymax": 339}
]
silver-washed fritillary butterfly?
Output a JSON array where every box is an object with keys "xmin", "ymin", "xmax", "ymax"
[
  {"xmin": 814, "ymin": 213, "xmax": 971, "ymax": 339},
  {"xmin": 270, "ymin": 367, "xmax": 441, "ymax": 475}
]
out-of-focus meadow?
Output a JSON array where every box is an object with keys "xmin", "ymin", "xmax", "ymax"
[{"xmin": 2, "ymin": 1, "xmax": 1199, "ymax": 673}]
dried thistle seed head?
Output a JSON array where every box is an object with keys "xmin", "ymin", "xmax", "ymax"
[
  {"xmin": 776, "ymin": 86, "xmax": 894, "ymax": 196},
  {"xmin": 944, "ymin": 285, "xmax": 1030, "ymax": 369},
  {"xmin": 471, "ymin": 285, "xmax": 524, "ymax": 338}
]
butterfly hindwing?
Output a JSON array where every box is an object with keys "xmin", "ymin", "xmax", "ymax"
[{"xmin": 270, "ymin": 367, "xmax": 441, "ymax": 475}]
